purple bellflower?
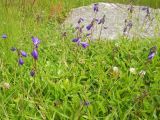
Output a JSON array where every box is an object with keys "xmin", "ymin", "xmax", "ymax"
[
  {"xmin": 20, "ymin": 51, "xmax": 27, "ymax": 57},
  {"xmin": 19, "ymin": 58, "xmax": 24, "ymax": 65},
  {"xmin": 32, "ymin": 49, "xmax": 38, "ymax": 60},
  {"xmin": 2, "ymin": 34, "xmax": 7, "ymax": 39},
  {"xmin": 86, "ymin": 19, "xmax": 98, "ymax": 31},
  {"xmin": 30, "ymin": 37, "xmax": 40, "ymax": 77},
  {"xmin": 86, "ymin": 24, "xmax": 93, "ymax": 31},
  {"xmin": 80, "ymin": 42, "xmax": 89, "ymax": 49},
  {"xmin": 148, "ymin": 52, "xmax": 155, "ymax": 60},
  {"xmin": 32, "ymin": 37, "xmax": 40, "ymax": 48},
  {"xmin": 93, "ymin": 3, "xmax": 99, "ymax": 12},
  {"xmin": 30, "ymin": 70, "xmax": 35, "ymax": 77},
  {"xmin": 78, "ymin": 18, "xmax": 84, "ymax": 24},
  {"xmin": 72, "ymin": 38, "xmax": 80, "ymax": 42},
  {"xmin": 148, "ymin": 46, "xmax": 157, "ymax": 60}
]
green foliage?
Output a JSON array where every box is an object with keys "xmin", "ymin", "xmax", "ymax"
[{"xmin": 0, "ymin": 0, "xmax": 160, "ymax": 119}]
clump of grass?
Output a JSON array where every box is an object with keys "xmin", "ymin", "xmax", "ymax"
[{"xmin": 0, "ymin": 0, "xmax": 160, "ymax": 119}]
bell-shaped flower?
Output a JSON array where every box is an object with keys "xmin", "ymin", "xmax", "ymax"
[
  {"xmin": 19, "ymin": 58, "xmax": 24, "ymax": 65},
  {"xmin": 86, "ymin": 24, "xmax": 93, "ymax": 31},
  {"xmin": 72, "ymin": 38, "xmax": 80, "ymax": 42},
  {"xmin": 148, "ymin": 52, "xmax": 155, "ymax": 60},
  {"xmin": 2, "ymin": 34, "xmax": 7, "ymax": 39},
  {"xmin": 32, "ymin": 37, "xmax": 40, "ymax": 47},
  {"xmin": 20, "ymin": 51, "xmax": 27, "ymax": 57},
  {"xmin": 30, "ymin": 70, "xmax": 35, "ymax": 77},
  {"xmin": 80, "ymin": 42, "xmax": 89, "ymax": 48},
  {"xmin": 31, "ymin": 49, "xmax": 38, "ymax": 60},
  {"xmin": 93, "ymin": 4, "xmax": 98, "ymax": 12}
]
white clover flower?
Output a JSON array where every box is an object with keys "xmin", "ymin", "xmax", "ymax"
[
  {"xmin": 113, "ymin": 66, "xmax": 119, "ymax": 73},
  {"xmin": 139, "ymin": 70, "xmax": 146, "ymax": 77},
  {"xmin": 129, "ymin": 67, "xmax": 136, "ymax": 74},
  {"xmin": 3, "ymin": 82, "xmax": 10, "ymax": 89},
  {"xmin": 112, "ymin": 66, "xmax": 120, "ymax": 77}
]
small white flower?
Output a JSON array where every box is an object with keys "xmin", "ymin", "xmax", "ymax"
[
  {"xmin": 3, "ymin": 82, "xmax": 10, "ymax": 89},
  {"xmin": 113, "ymin": 66, "xmax": 119, "ymax": 73},
  {"xmin": 129, "ymin": 67, "xmax": 136, "ymax": 74},
  {"xmin": 112, "ymin": 66, "xmax": 120, "ymax": 77},
  {"xmin": 139, "ymin": 70, "xmax": 146, "ymax": 77}
]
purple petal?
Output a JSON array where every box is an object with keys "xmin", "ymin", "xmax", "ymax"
[
  {"xmin": 86, "ymin": 24, "xmax": 92, "ymax": 31},
  {"xmin": 32, "ymin": 49, "xmax": 38, "ymax": 60},
  {"xmin": 2, "ymin": 34, "xmax": 7, "ymax": 39},
  {"xmin": 19, "ymin": 58, "xmax": 24, "ymax": 65},
  {"xmin": 80, "ymin": 42, "xmax": 89, "ymax": 49},
  {"xmin": 78, "ymin": 18, "xmax": 84, "ymax": 24},
  {"xmin": 20, "ymin": 51, "xmax": 27, "ymax": 57},
  {"xmin": 72, "ymin": 38, "xmax": 80, "ymax": 42},
  {"xmin": 30, "ymin": 70, "xmax": 35, "ymax": 77},
  {"xmin": 148, "ymin": 52, "xmax": 155, "ymax": 60},
  {"xmin": 93, "ymin": 4, "xmax": 98, "ymax": 12},
  {"xmin": 32, "ymin": 37, "xmax": 40, "ymax": 46}
]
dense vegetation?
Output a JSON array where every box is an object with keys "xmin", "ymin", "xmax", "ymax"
[{"xmin": 0, "ymin": 0, "xmax": 160, "ymax": 119}]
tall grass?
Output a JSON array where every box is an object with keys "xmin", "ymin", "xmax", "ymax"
[{"xmin": 0, "ymin": 0, "xmax": 160, "ymax": 119}]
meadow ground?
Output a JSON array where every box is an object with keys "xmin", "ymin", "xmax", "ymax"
[{"xmin": 0, "ymin": 0, "xmax": 160, "ymax": 119}]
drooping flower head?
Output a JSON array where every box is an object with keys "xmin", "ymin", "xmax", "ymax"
[
  {"xmin": 30, "ymin": 70, "xmax": 35, "ymax": 77},
  {"xmin": 2, "ymin": 34, "xmax": 7, "ymax": 39},
  {"xmin": 80, "ymin": 42, "xmax": 89, "ymax": 49},
  {"xmin": 32, "ymin": 37, "xmax": 40, "ymax": 48},
  {"xmin": 31, "ymin": 49, "xmax": 38, "ymax": 60},
  {"xmin": 20, "ymin": 51, "xmax": 27, "ymax": 57},
  {"xmin": 19, "ymin": 58, "xmax": 24, "ymax": 65},
  {"xmin": 78, "ymin": 18, "xmax": 84, "ymax": 24},
  {"xmin": 86, "ymin": 18, "xmax": 98, "ymax": 31},
  {"xmin": 148, "ymin": 52, "xmax": 155, "ymax": 60},
  {"xmin": 10, "ymin": 47, "xmax": 17, "ymax": 51},
  {"xmin": 72, "ymin": 38, "xmax": 80, "ymax": 43},
  {"xmin": 93, "ymin": 3, "xmax": 99, "ymax": 12},
  {"xmin": 148, "ymin": 46, "xmax": 157, "ymax": 60},
  {"xmin": 86, "ymin": 24, "xmax": 93, "ymax": 31}
]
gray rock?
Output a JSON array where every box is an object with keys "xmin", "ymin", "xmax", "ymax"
[{"xmin": 64, "ymin": 2, "xmax": 160, "ymax": 40}]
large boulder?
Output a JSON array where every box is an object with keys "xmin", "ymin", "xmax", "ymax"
[{"xmin": 64, "ymin": 2, "xmax": 160, "ymax": 40}]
